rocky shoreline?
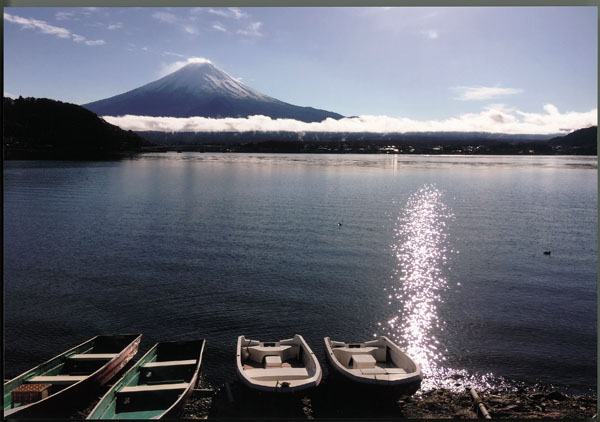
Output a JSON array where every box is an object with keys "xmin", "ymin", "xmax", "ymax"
[{"xmin": 182, "ymin": 378, "xmax": 597, "ymax": 419}]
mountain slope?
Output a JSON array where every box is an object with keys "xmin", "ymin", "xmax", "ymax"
[
  {"xmin": 83, "ymin": 62, "xmax": 343, "ymax": 122},
  {"xmin": 3, "ymin": 96, "xmax": 150, "ymax": 159},
  {"xmin": 548, "ymin": 126, "xmax": 597, "ymax": 147}
]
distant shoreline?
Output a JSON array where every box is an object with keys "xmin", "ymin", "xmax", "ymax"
[
  {"xmin": 4, "ymin": 145, "xmax": 597, "ymax": 160},
  {"xmin": 138, "ymin": 143, "xmax": 597, "ymax": 155}
]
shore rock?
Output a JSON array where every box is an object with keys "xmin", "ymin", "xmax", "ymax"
[{"xmin": 182, "ymin": 382, "xmax": 597, "ymax": 419}]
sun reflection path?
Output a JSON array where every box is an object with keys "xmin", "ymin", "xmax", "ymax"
[{"xmin": 378, "ymin": 185, "xmax": 501, "ymax": 393}]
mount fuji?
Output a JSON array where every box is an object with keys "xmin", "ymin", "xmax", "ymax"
[{"xmin": 83, "ymin": 62, "xmax": 343, "ymax": 122}]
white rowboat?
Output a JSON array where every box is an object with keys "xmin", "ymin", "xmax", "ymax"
[
  {"xmin": 236, "ymin": 334, "xmax": 322, "ymax": 393},
  {"xmin": 324, "ymin": 336, "xmax": 421, "ymax": 393}
]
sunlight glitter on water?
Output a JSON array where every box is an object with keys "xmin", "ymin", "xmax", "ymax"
[
  {"xmin": 385, "ymin": 185, "xmax": 452, "ymax": 378},
  {"xmin": 378, "ymin": 185, "xmax": 515, "ymax": 393},
  {"xmin": 377, "ymin": 185, "xmax": 498, "ymax": 392}
]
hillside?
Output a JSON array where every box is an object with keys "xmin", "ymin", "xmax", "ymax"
[
  {"xmin": 3, "ymin": 96, "xmax": 150, "ymax": 159},
  {"xmin": 549, "ymin": 126, "xmax": 597, "ymax": 146}
]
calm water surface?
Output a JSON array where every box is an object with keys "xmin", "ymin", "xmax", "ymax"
[{"xmin": 4, "ymin": 154, "xmax": 597, "ymax": 394}]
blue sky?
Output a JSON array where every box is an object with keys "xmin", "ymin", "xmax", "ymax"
[{"xmin": 3, "ymin": 7, "xmax": 598, "ymax": 134}]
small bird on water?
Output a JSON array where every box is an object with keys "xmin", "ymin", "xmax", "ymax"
[{"xmin": 543, "ymin": 251, "xmax": 551, "ymax": 255}]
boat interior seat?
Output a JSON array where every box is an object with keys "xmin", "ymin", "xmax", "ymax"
[
  {"xmin": 264, "ymin": 355, "xmax": 282, "ymax": 368},
  {"xmin": 349, "ymin": 354, "xmax": 377, "ymax": 369},
  {"xmin": 357, "ymin": 367, "xmax": 408, "ymax": 375},
  {"xmin": 358, "ymin": 367, "xmax": 387, "ymax": 375},
  {"xmin": 119, "ymin": 382, "xmax": 190, "ymax": 393},
  {"xmin": 142, "ymin": 359, "xmax": 197, "ymax": 368},
  {"xmin": 246, "ymin": 345, "xmax": 297, "ymax": 363},
  {"xmin": 333, "ymin": 346, "xmax": 380, "ymax": 367},
  {"xmin": 245, "ymin": 367, "xmax": 309, "ymax": 381},
  {"xmin": 68, "ymin": 353, "xmax": 118, "ymax": 361},
  {"xmin": 385, "ymin": 368, "xmax": 408, "ymax": 374},
  {"xmin": 26, "ymin": 375, "xmax": 87, "ymax": 385}
]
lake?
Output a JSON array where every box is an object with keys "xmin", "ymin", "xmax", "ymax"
[{"xmin": 3, "ymin": 153, "xmax": 597, "ymax": 394}]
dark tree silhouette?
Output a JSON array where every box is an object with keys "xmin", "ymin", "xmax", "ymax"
[{"xmin": 3, "ymin": 96, "xmax": 150, "ymax": 159}]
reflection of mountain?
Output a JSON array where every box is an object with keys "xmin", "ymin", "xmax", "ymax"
[
  {"xmin": 3, "ymin": 96, "xmax": 149, "ymax": 159},
  {"xmin": 83, "ymin": 62, "xmax": 343, "ymax": 123}
]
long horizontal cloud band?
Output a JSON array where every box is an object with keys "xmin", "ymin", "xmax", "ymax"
[{"xmin": 103, "ymin": 105, "xmax": 597, "ymax": 136}]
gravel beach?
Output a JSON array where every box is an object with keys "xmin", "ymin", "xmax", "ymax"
[{"xmin": 182, "ymin": 378, "xmax": 597, "ymax": 419}]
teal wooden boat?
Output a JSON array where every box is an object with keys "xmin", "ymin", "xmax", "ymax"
[
  {"xmin": 4, "ymin": 334, "xmax": 142, "ymax": 419},
  {"xmin": 87, "ymin": 339, "xmax": 205, "ymax": 419}
]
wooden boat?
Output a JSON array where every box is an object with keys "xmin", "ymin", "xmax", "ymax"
[
  {"xmin": 87, "ymin": 339, "xmax": 205, "ymax": 419},
  {"xmin": 324, "ymin": 336, "xmax": 422, "ymax": 394},
  {"xmin": 4, "ymin": 334, "xmax": 142, "ymax": 419},
  {"xmin": 236, "ymin": 334, "xmax": 322, "ymax": 393}
]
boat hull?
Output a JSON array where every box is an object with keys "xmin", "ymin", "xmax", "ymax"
[
  {"xmin": 4, "ymin": 334, "xmax": 142, "ymax": 419},
  {"xmin": 158, "ymin": 341, "xmax": 205, "ymax": 419},
  {"xmin": 325, "ymin": 364, "xmax": 421, "ymax": 397},
  {"xmin": 87, "ymin": 339, "xmax": 205, "ymax": 420},
  {"xmin": 237, "ymin": 370, "xmax": 323, "ymax": 395},
  {"xmin": 324, "ymin": 336, "xmax": 422, "ymax": 396},
  {"xmin": 162, "ymin": 369, "xmax": 199, "ymax": 419}
]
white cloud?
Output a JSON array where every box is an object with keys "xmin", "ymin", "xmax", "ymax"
[
  {"xmin": 4, "ymin": 92, "xmax": 18, "ymax": 99},
  {"xmin": 158, "ymin": 57, "xmax": 213, "ymax": 77},
  {"xmin": 6, "ymin": 13, "xmax": 71, "ymax": 38},
  {"xmin": 208, "ymin": 7, "xmax": 247, "ymax": 20},
  {"xmin": 107, "ymin": 22, "xmax": 123, "ymax": 30},
  {"xmin": 207, "ymin": 9, "xmax": 228, "ymax": 18},
  {"xmin": 237, "ymin": 22, "xmax": 262, "ymax": 37},
  {"xmin": 212, "ymin": 22, "xmax": 227, "ymax": 32},
  {"xmin": 85, "ymin": 39, "xmax": 106, "ymax": 46},
  {"xmin": 453, "ymin": 86, "xmax": 523, "ymax": 101},
  {"xmin": 543, "ymin": 104, "xmax": 559, "ymax": 115},
  {"xmin": 55, "ymin": 11, "xmax": 75, "ymax": 21},
  {"xmin": 102, "ymin": 104, "xmax": 597, "ymax": 136},
  {"xmin": 152, "ymin": 11, "xmax": 199, "ymax": 36},
  {"xmin": 163, "ymin": 51, "xmax": 186, "ymax": 58},
  {"xmin": 54, "ymin": 8, "xmax": 99, "ymax": 21},
  {"xmin": 151, "ymin": 8, "xmax": 257, "ymax": 38},
  {"xmin": 4, "ymin": 12, "xmax": 105, "ymax": 46},
  {"xmin": 422, "ymin": 29, "xmax": 438, "ymax": 39},
  {"xmin": 228, "ymin": 7, "xmax": 247, "ymax": 20},
  {"xmin": 152, "ymin": 12, "xmax": 178, "ymax": 24},
  {"xmin": 183, "ymin": 24, "xmax": 198, "ymax": 35}
]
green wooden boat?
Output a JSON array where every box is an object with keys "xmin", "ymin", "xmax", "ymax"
[
  {"xmin": 86, "ymin": 339, "xmax": 205, "ymax": 419},
  {"xmin": 4, "ymin": 334, "xmax": 142, "ymax": 419}
]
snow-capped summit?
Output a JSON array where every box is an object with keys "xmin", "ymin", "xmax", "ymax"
[
  {"xmin": 153, "ymin": 62, "xmax": 270, "ymax": 101},
  {"xmin": 83, "ymin": 62, "xmax": 343, "ymax": 122}
]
